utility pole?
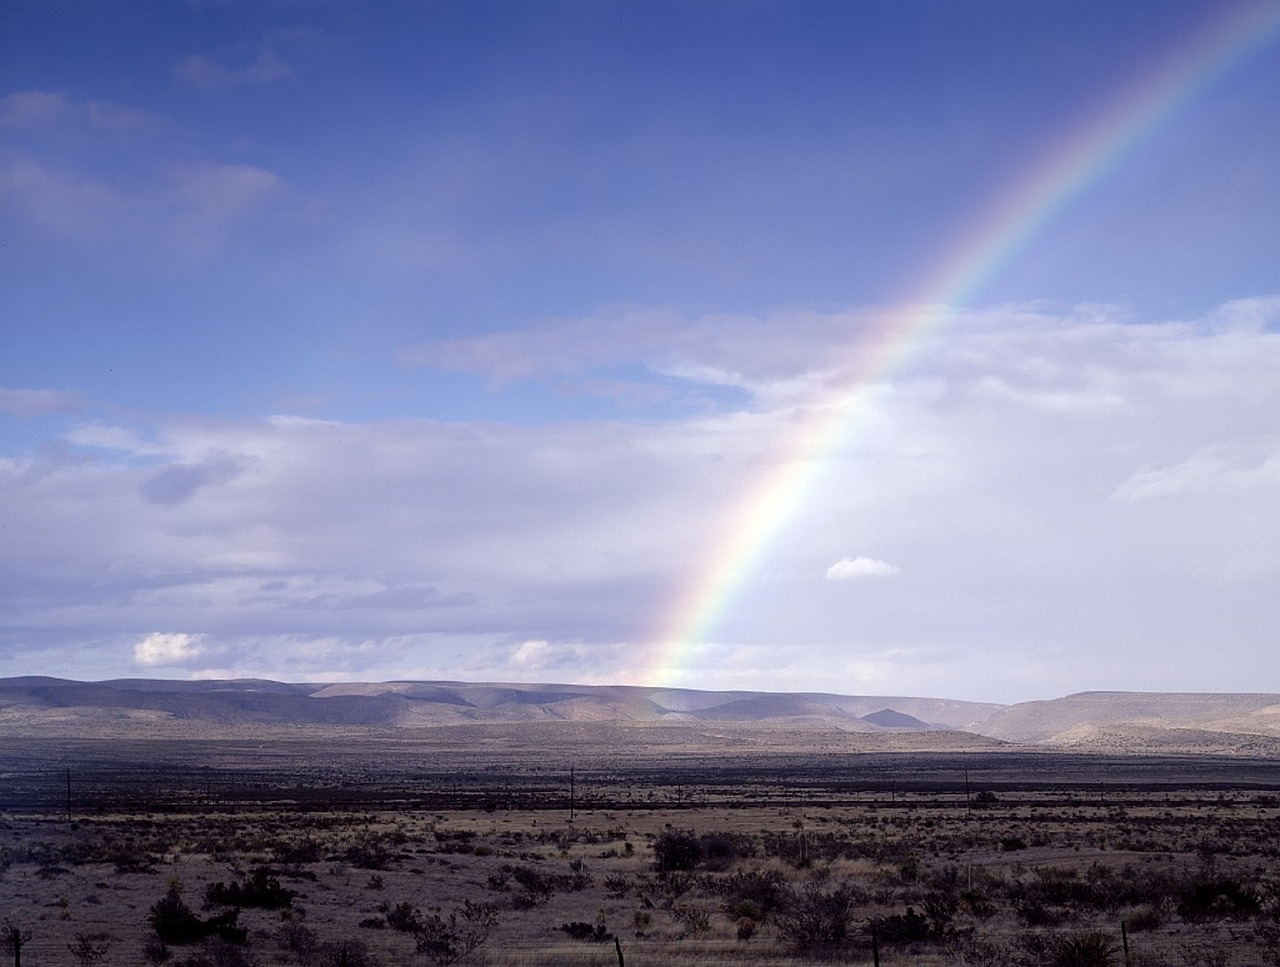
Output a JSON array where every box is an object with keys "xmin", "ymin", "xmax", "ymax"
[{"xmin": 569, "ymin": 766, "xmax": 575, "ymax": 823}]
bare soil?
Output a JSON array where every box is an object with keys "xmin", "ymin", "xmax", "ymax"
[{"xmin": 2, "ymin": 725, "xmax": 1278, "ymax": 966}]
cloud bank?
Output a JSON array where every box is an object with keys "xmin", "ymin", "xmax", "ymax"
[{"xmin": 3, "ymin": 298, "xmax": 1278, "ymax": 700}]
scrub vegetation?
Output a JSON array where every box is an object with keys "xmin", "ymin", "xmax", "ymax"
[{"xmin": 2, "ymin": 732, "xmax": 1279, "ymax": 965}]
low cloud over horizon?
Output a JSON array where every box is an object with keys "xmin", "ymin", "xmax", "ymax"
[{"xmin": 3, "ymin": 299, "xmax": 1278, "ymax": 702}]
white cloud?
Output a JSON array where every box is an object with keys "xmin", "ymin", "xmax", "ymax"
[
  {"xmin": 134, "ymin": 633, "xmax": 204, "ymax": 667},
  {"xmin": 4, "ymin": 298, "xmax": 1280, "ymax": 698},
  {"xmin": 510, "ymin": 639, "xmax": 554, "ymax": 668},
  {"xmin": 825, "ymin": 556, "xmax": 900, "ymax": 580}
]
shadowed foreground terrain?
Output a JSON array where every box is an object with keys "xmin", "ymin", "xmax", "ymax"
[{"xmin": 3, "ymin": 680, "xmax": 1280, "ymax": 965}]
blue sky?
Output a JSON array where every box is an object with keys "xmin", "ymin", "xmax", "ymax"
[{"xmin": 2, "ymin": 1, "xmax": 1279, "ymax": 701}]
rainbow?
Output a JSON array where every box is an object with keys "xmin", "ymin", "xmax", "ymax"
[{"xmin": 643, "ymin": 2, "xmax": 1280, "ymax": 686}]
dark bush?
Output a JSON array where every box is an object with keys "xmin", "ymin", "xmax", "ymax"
[
  {"xmin": 871, "ymin": 906, "xmax": 932, "ymax": 945},
  {"xmin": 276, "ymin": 920, "xmax": 318, "ymax": 963},
  {"xmin": 384, "ymin": 902, "xmax": 422, "ymax": 932},
  {"xmin": 653, "ymin": 828, "xmax": 702, "ymax": 873},
  {"xmin": 1125, "ymin": 906, "xmax": 1163, "ymax": 932},
  {"xmin": 560, "ymin": 921, "xmax": 611, "ymax": 942},
  {"xmin": 508, "ymin": 864, "xmax": 555, "ymax": 906},
  {"xmin": 205, "ymin": 868, "xmax": 295, "ymax": 910},
  {"xmin": 716, "ymin": 868, "xmax": 787, "ymax": 921},
  {"xmin": 150, "ymin": 884, "xmax": 207, "ymax": 945},
  {"xmin": 1176, "ymin": 878, "xmax": 1261, "ymax": 922},
  {"xmin": 317, "ymin": 939, "xmax": 377, "ymax": 967},
  {"xmin": 774, "ymin": 880, "xmax": 863, "ymax": 951},
  {"xmin": 604, "ymin": 873, "xmax": 631, "ymax": 897},
  {"xmin": 699, "ymin": 831, "xmax": 753, "ymax": 871},
  {"xmin": 149, "ymin": 884, "xmax": 245, "ymax": 947}
]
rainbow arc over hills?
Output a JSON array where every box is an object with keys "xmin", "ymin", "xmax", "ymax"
[{"xmin": 643, "ymin": 2, "xmax": 1280, "ymax": 686}]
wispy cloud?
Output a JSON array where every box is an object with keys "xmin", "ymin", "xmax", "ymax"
[
  {"xmin": 0, "ymin": 90, "xmax": 70, "ymax": 127},
  {"xmin": 175, "ymin": 48, "xmax": 293, "ymax": 91},
  {"xmin": 0, "ymin": 387, "xmax": 81, "ymax": 416}
]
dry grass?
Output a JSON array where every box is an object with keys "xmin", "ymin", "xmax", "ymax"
[{"xmin": 2, "ymin": 736, "xmax": 1280, "ymax": 966}]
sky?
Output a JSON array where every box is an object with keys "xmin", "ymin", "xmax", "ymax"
[{"xmin": 2, "ymin": 1, "xmax": 1279, "ymax": 703}]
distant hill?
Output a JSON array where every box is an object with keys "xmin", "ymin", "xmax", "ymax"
[
  {"xmin": 860, "ymin": 708, "xmax": 939, "ymax": 730},
  {"xmin": 1, "ymin": 678, "xmax": 1278, "ymax": 755},
  {"xmin": 971, "ymin": 691, "xmax": 1280, "ymax": 744}
]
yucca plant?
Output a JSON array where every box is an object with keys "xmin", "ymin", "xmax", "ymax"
[{"xmin": 1050, "ymin": 930, "xmax": 1121, "ymax": 967}]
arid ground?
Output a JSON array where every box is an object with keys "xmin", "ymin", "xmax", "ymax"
[{"xmin": 3, "ymin": 723, "xmax": 1279, "ymax": 966}]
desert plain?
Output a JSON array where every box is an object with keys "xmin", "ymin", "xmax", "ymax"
[{"xmin": 2, "ymin": 678, "xmax": 1280, "ymax": 966}]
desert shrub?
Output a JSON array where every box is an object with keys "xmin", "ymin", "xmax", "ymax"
[
  {"xmin": 150, "ymin": 883, "xmax": 209, "ymax": 945},
  {"xmin": 1015, "ymin": 895, "xmax": 1066, "ymax": 927},
  {"xmin": 345, "ymin": 833, "xmax": 395, "ymax": 870},
  {"xmin": 947, "ymin": 934, "xmax": 1011, "ymax": 967},
  {"xmin": 507, "ymin": 864, "xmax": 556, "ymax": 906},
  {"xmin": 658, "ymin": 869, "xmax": 697, "ymax": 908},
  {"xmin": 560, "ymin": 921, "xmax": 611, "ymax": 942},
  {"xmin": 1125, "ymin": 905, "xmax": 1164, "ymax": 932},
  {"xmin": 652, "ymin": 828, "xmax": 702, "ymax": 873},
  {"xmin": 960, "ymin": 888, "xmax": 998, "ymax": 919},
  {"xmin": 604, "ymin": 873, "xmax": 631, "ymax": 897},
  {"xmin": 276, "ymin": 921, "xmax": 319, "ymax": 964},
  {"xmin": 492, "ymin": 861, "xmax": 587, "ymax": 906},
  {"xmin": 272, "ymin": 838, "xmax": 323, "ymax": 865},
  {"xmin": 151, "ymin": 886, "xmax": 245, "ymax": 952},
  {"xmin": 1176, "ymin": 877, "xmax": 1261, "ymax": 922},
  {"xmin": 434, "ymin": 830, "xmax": 476, "ymax": 854},
  {"xmin": 383, "ymin": 902, "xmax": 422, "ymax": 932},
  {"xmin": 67, "ymin": 932, "xmax": 112, "ymax": 967},
  {"xmin": 774, "ymin": 880, "xmax": 863, "ymax": 952},
  {"xmin": 674, "ymin": 905, "xmax": 711, "ymax": 934},
  {"xmin": 870, "ymin": 907, "xmax": 932, "ymax": 945},
  {"xmin": 412, "ymin": 901, "xmax": 497, "ymax": 965},
  {"xmin": 106, "ymin": 840, "xmax": 158, "ymax": 873},
  {"xmin": 716, "ymin": 867, "xmax": 787, "ymax": 921},
  {"xmin": 699, "ymin": 830, "xmax": 753, "ymax": 870},
  {"xmin": 143, "ymin": 938, "xmax": 172, "ymax": 965},
  {"xmin": 923, "ymin": 890, "xmax": 959, "ymax": 934},
  {"xmin": 316, "ymin": 939, "xmax": 377, "ymax": 967},
  {"xmin": 173, "ymin": 938, "xmax": 256, "ymax": 967},
  {"xmin": 206, "ymin": 869, "xmax": 295, "ymax": 910}
]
